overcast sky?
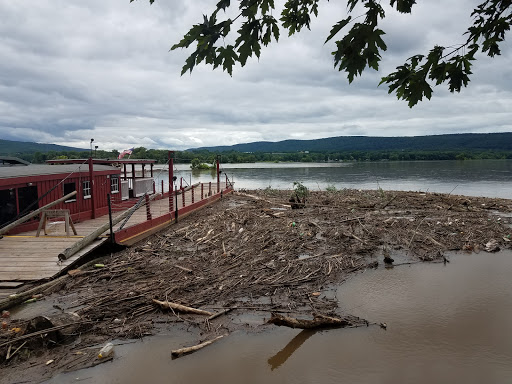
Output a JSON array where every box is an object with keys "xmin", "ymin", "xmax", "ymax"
[{"xmin": 0, "ymin": 0, "xmax": 510, "ymax": 151}]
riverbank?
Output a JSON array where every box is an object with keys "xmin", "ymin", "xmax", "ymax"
[{"xmin": 1, "ymin": 189, "xmax": 512, "ymax": 382}]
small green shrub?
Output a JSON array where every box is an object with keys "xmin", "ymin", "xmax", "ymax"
[
  {"xmin": 263, "ymin": 185, "xmax": 278, "ymax": 195},
  {"xmin": 190, "ymin": 158, "xmax": 212, "ymax": 170},
  {"xmin": 293, "ymin": 182, "xmax": 309, "ymax": 200},
  {"xmin": 326, "ymin": 184, "xmax": 338, "ymax": 193}
]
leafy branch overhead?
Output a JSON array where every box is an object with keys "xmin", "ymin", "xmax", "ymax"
[{"xmin": 132, "ymin": 0, "xmax": 511, "ymax": 107}]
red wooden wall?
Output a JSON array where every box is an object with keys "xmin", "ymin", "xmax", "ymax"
[{"xmin": 0, "ymin": 168, "xmax": 121, "ymax": 233}]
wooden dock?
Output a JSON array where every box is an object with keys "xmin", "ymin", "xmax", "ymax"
[{"xmin": 0, "ymin": 182, "xmax": 232, "ymax": 298}]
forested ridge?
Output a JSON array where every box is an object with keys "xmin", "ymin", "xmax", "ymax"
[
  {"xmin": 2, "ymin": 133, "xmax": 512, "ymax": 164},
  {"xmin": 196, "ymin": 133, "xmax": 512, "ymax": 153}
]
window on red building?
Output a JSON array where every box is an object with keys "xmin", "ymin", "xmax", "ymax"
[{"xmin": 64, "ymin": 182, "xmax": 76, "ymax": 202}]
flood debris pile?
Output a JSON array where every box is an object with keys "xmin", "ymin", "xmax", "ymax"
[
  {"xmin": 51, "ymin": 189, "xmax": 512, "ymax": 333},
  {"xmin": 1, "ymin": 189, "xmax": 512, "ymax": 375}
]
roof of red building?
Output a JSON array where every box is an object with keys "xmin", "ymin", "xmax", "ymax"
[
  {"xmin": 47, "ymin": 159, "xmax": 157, "ymax": 165},
  {"xmin": 0, "ymin": 164, "xmax": 119, "ymax": 180},
  {"xmin": 0, "ymin": 156, "xmax": 31, "ymax": 166}
]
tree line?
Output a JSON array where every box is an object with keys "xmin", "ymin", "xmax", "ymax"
[{"xmin": 15, "ymin": 147, "xmax": 512, "ymax": 165}]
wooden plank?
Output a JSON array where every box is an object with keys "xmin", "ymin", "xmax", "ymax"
[
  {"xmin": 0, "ymin": 246, "xmax": 74, "ymax": 252},
  {"xmin": 0, "ymin": 236, "xmax": 83, "ymax": 243},
  {"xmin": 0, "ymin": 259, "xmax": 61, "ymax": 264},
  {"xmin": 1, "ymin": 242, "xmax": 82, "ymax": 248},
  {"xmin": 0, "ymin": 274, "xmax": 53, "ymax": 280},
  {"xmin": 0, "ymin": 253, "xmax": 65, "ymax": 258},
  {"xmin": 0, "ymin": 255, "xmax": 62, "ymax": 261},
  {"xmin": 0, "ymin": 282, "xmax": 24, "ymax": 288},
  {"xmin": 0, "ymin": 268, "xmax": 65, "ymax": 273},
  {"xmin": 0, "ymin": 242, "xmax": 68, "ymax": 248},
  {"xmin": 0, "ymin": 289, "xmax": 16, "ymax": 299},
  {"xmin": 0, "ymin": 261, "xmax": 62, "ymax": 268},
  {"xmin": 0, "ymin": 239, "xmax": 105, "ymax": 282},
  {"xmin": 0, "ymin": 248, "xmax": 72, "ymax": 254}
]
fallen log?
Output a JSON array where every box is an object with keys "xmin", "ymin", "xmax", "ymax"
[
  {"xmin": 58, "ymin": 205, "xmax": 135, "ymax": 260},
  {"xmin": 171, "ymin": 334, "xmax": 226, "ymax": 358},
  {"xmin": 152, "ymin": 299, "xmax": 213, "ymax": 316},
  {"xmin": 268, "ymin": 313, "xmax": 354, "ymax": 329},
  {"xmin": 235, "ymin": 192, "xmax": 290, "ymax": 208}
]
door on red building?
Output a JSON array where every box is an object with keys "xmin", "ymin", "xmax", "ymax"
[
  {"xmin": 0, "ymin": 189, "xmax": 17, "ymax": 226},
  {"xmin": 18, "ymin": 186, "xmax": 39, "ymax": 216}
]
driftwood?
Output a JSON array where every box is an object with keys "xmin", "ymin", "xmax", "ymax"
[
  {"xmin": 174, "ymin": 265, "xmax": 193, "ymax": 274},
  {"xmin": 152, "ymin": 299, "xmax": 213, "ymax": 316},
  {"xmin": 0, "ymin": 321, "xmax": 90, "ymax": 349},
  {"xmin": 6, "ymin": 341, "xmax": 27, "ymax": 360},
  {"xmin": 0, "ymin": 191, "xmax": 77, "ymax": 235},
  {"xmin": 207, "ymin": 308, "xmax": 234, "ymax": 321},
  {"xmin": 171, "ymin": 334, "xmax": 226, "ymax": 358},
  {"xmin": 381, "ymin": 194, "xmax": 398, "ymax": 209},
  {"xmin": 268, "ymin": 313, "xmax": 353, "ymax": 329},
  {"xmin": 0, "ymin": 275, "xmax": 68, "ymax": 312},
  {"xmin": 235, "ymin": 192, "xmax": 290, "ymax": 208},
  {"xmin": 58, "ymin": 209, "xmax": 132, "ymax": 261},
  {"xmin": 0, "ymin": 256, "xmax": 107, "ymax": 312}
]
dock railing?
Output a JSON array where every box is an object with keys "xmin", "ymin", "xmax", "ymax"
[{"xmin": 113, "ymin": 181, "xmax": 233, "ymax": 245}]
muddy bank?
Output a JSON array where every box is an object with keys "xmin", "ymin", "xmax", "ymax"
[{"xmin": 1, "ymin": 189, "xmax": 512, "ymax": 381}]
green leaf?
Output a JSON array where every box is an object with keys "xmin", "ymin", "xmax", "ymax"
[
  {"xmin": 280, "ymin": 0, "xmax": 320, "ymax": 36},
  {"xmin": 181, "ymin": 53, "xmax": 197, "ymax": 76},
  {"xmin": 272, "ymin": 23, "xmax": 280, "ymax": 41},
  {"xmin": 216, "ymin": 45, "xmax": 238, "ymax": 76},
  {"xmin": 235, "ymin": 19, "xmax": 263, "ymax": 66},
  {"xmin": 389, "ymin": 0, "xmax": 416, "ymax": 13},
  {"xmin": 216, "ymin": 0, "xmax": 230, "ymax": 11},
  {"xmin": 365, "ymin": 1, "xmax": 385, "ymax": 26},
  {"xmin": 347, "ymin": 0, "xmax": 360, "ymax": 12},
  {"xmin": 332, "ymin": 24, "xmax": 387, "ymax": 83},
  {"xmin": 222, "ymin": 20, "xmax": 232, "ymax": 37},
  {"xmin": 325, "ymin": 17, "xmax": 352, "ymax": 44},
  {"xmin": 260, "ymin": 0, "xmax": 275, "ymax": 15}
]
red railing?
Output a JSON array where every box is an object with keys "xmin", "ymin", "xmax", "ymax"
[{"xmin": 114, "ymin": 181, "xmax": 233, "ymax": 244}]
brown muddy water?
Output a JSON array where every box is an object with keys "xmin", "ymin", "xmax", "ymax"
[{"xmin": 48, "ymin": 250, "xmax": 512, "ymax": 384}]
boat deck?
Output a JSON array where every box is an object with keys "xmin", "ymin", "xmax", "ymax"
[{"xmin": 0, "ymin": 182, "xmax": 230, "ymax": 298}]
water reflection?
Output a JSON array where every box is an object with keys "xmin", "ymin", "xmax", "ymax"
[{"xmin": 267, "ymin": 329, "xmax": 316, "ymax": 370}]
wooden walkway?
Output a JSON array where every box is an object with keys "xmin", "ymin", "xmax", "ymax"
[{"xmin": 0, "ymin": 182, "xmax": 230, "ymax": 297}]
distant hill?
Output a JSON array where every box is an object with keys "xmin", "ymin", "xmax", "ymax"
[
  {"xmin": 0, "ymin": 139, "xmax": 85, "ymax": 155},
  {"xmin": 191, "ymin": 133, "xmax": 512, "ymax": 153}
]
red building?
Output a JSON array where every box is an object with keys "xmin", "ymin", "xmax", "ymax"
[{"xmin": 0, "ymin": 157, "xmax": 123, "ymax": 233}]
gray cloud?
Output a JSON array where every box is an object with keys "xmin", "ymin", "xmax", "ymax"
[{"xmin": 0, "ymin": 0, "xmax": 510, "ymax": 151}]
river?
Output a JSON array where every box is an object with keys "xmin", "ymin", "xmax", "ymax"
[
  {"xmin": 155, "ymin": 160, "xmax": 512, "ymax": 199},
  {"xmin": 49, "ymin": 160, "xmax": 512, "ymax": 383},
  {"xmin": 49, "ymin": 252, "xmax": 512, "ymax": 384}
]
